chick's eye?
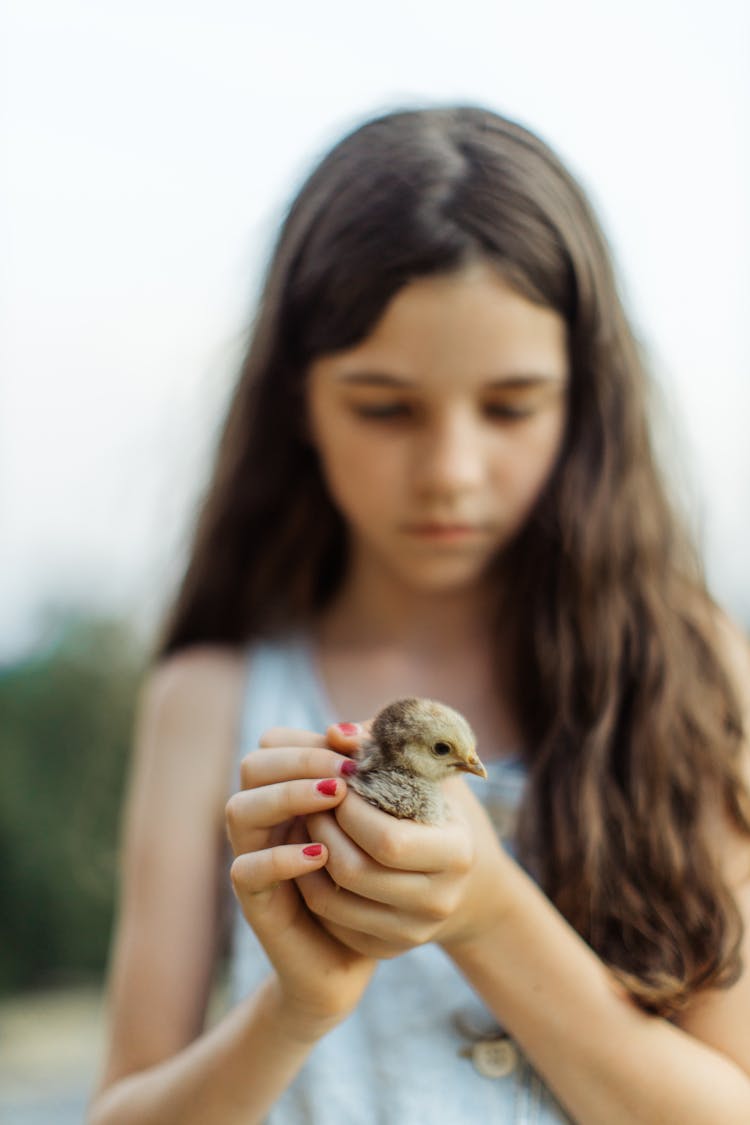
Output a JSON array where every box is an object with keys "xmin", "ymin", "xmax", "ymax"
[{"xmin": 432, "ymin": 741, "xmax": 452, "ymax": 756}]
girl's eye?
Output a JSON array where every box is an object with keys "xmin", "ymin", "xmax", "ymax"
[
  {"xmin": 483, "ymin": 402, "xmax": 534, "ymax": 421},
  {"xmin": 432, "ymin": 741, "xmax": 452, "ymax": 756},
  {"xmin": 353, "ymin": 402, "xmax": 413, "ymax": 420}
]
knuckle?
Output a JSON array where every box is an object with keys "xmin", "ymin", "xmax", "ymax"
[
  {"xmin": 452, "ymin": 841, "xmax": 473, "ymax": 875},
  {"xmin": 379, "ymin": 945, "xmax": 407, "ymax": 960},
  {"xmin": 372, "ymin": 826, "xmax": 404, "ymax": 868},
  {"xmin": 301, "ymin": 746, "xmax": 335, "ymax": 775},
  {"xmin": 326, "ymin": 852, "xmax": 359, "ymax": 890},
  {"xmin": 281, "ymin": 782, "xmax": 300, "ymax": 817},
  {"xmin": 259, "ymin": 726, "xmax": 284, "ymax": 748},
  {"xmin": 239, "ymin": 754, "xmax": 257, "ymax": 788},
  {"xmin": 301, "ymin": 881, "xmax": 326, "ymax": 917},
  {"xmin": 299, "ymin": 747, "xmax": 316, "ymax": 774},
  {"xmin": 442, "ymin": 829, "xmax": 472, "ymax": 874},
  {"xmin": 425, "ymin": 887, "xmax": 456, "ymax": 922},
  {"xmin": 224, "ymin": 793, "xmax": 244, "ymax": 840},
  {"xmin": 267, "ymin": 848, "xmax": 286, "ymax": 884},
  {"xmin": 401, "ymin": 918, "xmax": 431, "ymax": 946},
  {"xmin": 420, "ymin": 896, "xmax": 448, "ymax": 924},
  {"xmin": 229, "ymin": 853, "xmax": 249, "ymax": 892},
  {"xmin": 344, "ymin": 935, "xmax": 373, "ymax": 957}
]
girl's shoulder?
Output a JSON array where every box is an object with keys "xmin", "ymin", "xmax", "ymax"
[
  {"xmin": 712, "ymin": 612, "xmax": 750, "ymax": 878},
  {"xmin": 713, "ymin": 610, "xmax": 750, "ymax": 716},
  {"xmin": 709, "ymin": 607, "xmax": 750, "ymax": 761},
  {"xmin": 689, "ymin": 597, "xmax": 750, "ymax": 761},
  {"xmin": 138, "ymin": 643, "xmax": 249, "ymax": 813},
  {"xmin": 146, "ymin": 643, "xmax": 248, "ymax": 710},
  {"xmin": 682, "ymin": 606, "xmax": 750, "ymax": 912}
]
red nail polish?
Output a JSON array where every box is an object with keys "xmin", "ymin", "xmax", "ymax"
[
  {"xmin": 336, "ymin": 722, "xmax": 359, "ymax": 735},
  {"xmin": 303, "ymin": 843, "xmax": 323, "ymax": 857},
  {"xmin": 340, "ymin": 759, "xmax": 358, "ymax": 776},
  {"xmin": 316, "ymin": 778, "xmax": 338, "ymax": 796}
]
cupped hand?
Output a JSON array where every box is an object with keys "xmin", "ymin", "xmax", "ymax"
[
  {"xmin": 225, "ymin": 727, "xmax": 376, "ymax": 1035},
  {"xmin": 296, "ymin": 723, "xmax": 512, "ymax": 960}
]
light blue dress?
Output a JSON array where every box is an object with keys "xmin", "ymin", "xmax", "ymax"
[{"xmin": 229, "ymin": 633, "xmax": 573, "ymax": 1123}]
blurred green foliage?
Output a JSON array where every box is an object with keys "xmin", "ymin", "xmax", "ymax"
[{"xmin": 0, "ymin": 608, "xmax": 148, "ymax": 994}]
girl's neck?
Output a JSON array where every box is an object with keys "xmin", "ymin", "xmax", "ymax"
[
  {"xmin": 316, "ymin": 559, "xmax": 497, "ymax": 656},
  {"xmin": 312, "ymin": 560, "xmax": 522, "ymax": 758}
]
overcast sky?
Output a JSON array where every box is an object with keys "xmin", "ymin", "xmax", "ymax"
[{"xmin": 2, "ymin": 0, "xmax": 749, "ymax": 659}]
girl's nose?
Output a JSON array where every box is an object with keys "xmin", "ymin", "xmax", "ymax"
[{"xmin": 414, "ymin": 411, "xmax": 486, "ymax": 498}]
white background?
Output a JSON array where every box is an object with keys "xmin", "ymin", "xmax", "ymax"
[{"xmin": 2, "ymin": 0, "xmax": 749, "ymax": 659}]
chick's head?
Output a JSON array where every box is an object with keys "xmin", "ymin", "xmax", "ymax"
[{"xmin": 371, "ymin": 698, "xmax": 487, "ymax": 782}]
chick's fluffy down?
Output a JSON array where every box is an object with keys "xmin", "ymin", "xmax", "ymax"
[{"xmin": 347, "ymin": 697, "xmax": 486, "ymax": 823}]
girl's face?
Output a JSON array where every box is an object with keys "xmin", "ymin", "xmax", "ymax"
[{"xmin": 306, "ymin": 260, "xmax": 569, "ymax": 596}]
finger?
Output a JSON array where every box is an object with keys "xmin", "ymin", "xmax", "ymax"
[
  {"xmin": 324, "ymin": 720, "xmax": 372, "ymax": 754},
  {"xmin": 231, "ymin": 842, "xmax": 329, "ymax": 912},
  {"xmin": 296, "ymin": 866, "xmax": 431, "ymax": 947},
  {"xmin": 258, "ymin": 727, "xmax": 329, "ymax": 749},
  {"xmin": 231, "ymin": 843, "xmax": 344, "ymax": 975},
  {"xmin": 332, "ymin": 789, "xmax": 471, "ymax": 873},
  {"xmin": 226, "ymin": 778, "xmax": 347, "ymax": 855},
  {"xmin": 320, "ymin": 917, "xmax": 411, "ymax": 960},
  {"xmin": 306, "ymin": 809, "xmax": 438, "ymax": 909},
  {"xmin": 240, "ymin": 745, "xmax": 354, "ymax": 790}
]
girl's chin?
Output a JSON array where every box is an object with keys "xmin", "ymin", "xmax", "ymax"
[
  {"xmin": 385, "ymin": 555, "xmax": 499, "ymax": 595},
  {"xmin": 345, "ymin": 531, "xmax": 504, "ymax": 596}
]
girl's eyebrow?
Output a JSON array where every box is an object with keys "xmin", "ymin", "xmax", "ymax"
[
  {"xmin": 336, "ymin": 372, "xmax": 414, "ymax": 387},
  {"xmin": 335, "ymin": 371, "xmax": 564, "ymax": 388}
]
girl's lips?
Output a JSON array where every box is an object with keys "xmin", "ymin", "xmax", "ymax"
[{"xmin": 402, "ymin": 523, "xmax": 488, "ymax": 542}]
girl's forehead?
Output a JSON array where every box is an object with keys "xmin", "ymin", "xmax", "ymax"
[{"xmin": 312, "ymin": 264, "xmax": 568, "ymax": 388}]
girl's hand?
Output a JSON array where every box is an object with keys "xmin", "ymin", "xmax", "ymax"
[
  {"xmin": 225, "ymin": 729, "xmax": 376, "ymax": 1037},
  {"xmin": 297, "ymin": 723, "xmax": 511, "ymax": 960}
]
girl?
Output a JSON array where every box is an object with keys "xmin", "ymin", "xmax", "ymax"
[{"xmin": 89, "ymin": 106, "xmax": 750, "ymax": 1124}]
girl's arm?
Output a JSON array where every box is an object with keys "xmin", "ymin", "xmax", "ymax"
[
  {"xmin": 444, "ymin": 838, "xmax": 750, "ymax": 1125},
  {"xmin": 90, "ymin": 977, "xmax": 340, "ymax": 1125},
  {"xmin": 88, "ymin": 651, "xmax": 372, "ymax": 1125},
  {"xmin": 298, "ymin": 721, "xmax": 750, "ymax": 1125},
  {"xmin": 415, "ymin": 609, "xmax": 750, "ymax": 1122}
]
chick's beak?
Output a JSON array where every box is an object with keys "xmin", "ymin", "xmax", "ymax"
[{"xmin": 456, "ymin": 753, "xmax": 487, "ymax": 779}]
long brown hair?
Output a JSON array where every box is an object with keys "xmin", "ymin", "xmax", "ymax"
[{"xmin": 155, "ymin": 105, "xmax": 749, "ymax": 1016}]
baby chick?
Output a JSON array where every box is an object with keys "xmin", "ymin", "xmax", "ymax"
[{"xmin": 347, "ymin": 698, "xmax": 487, "ymax": 824}]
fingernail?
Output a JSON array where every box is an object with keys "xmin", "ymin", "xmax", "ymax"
[
  {"xmin": 340, "ymin": 759, "xmax": 358, "ymax": 776},
  {"xmin": 302, "ymin": 843, "xmax": 323, "ymax": 857},
  {"xmin": 336, "ymin": 722, "xmax": 359, "ymax": 735},
  {"xmin": 316, "ymin": 778, "xmax": 338, "ymax": 796}
]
